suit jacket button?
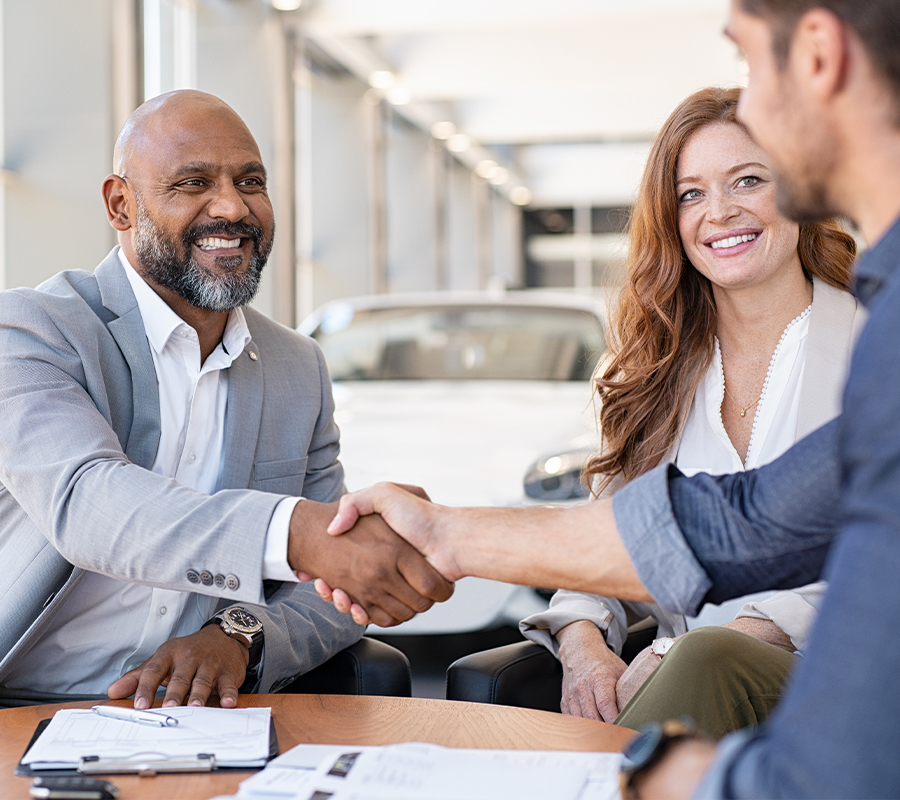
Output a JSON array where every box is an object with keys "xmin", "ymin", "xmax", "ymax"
[
  {"xmin": 200, "ymin": 571, "xmax": 213, "ymax": 586},
  {"xmin": 187, "ymin": 569, "xmax": 200, "ymax": 584},
  {"xmin": 225, "ymin": 574, "xmax": 240, "ymax": 590},
  {"xmin": 214, "ymin": 573, "xmax": 226, "ymax": 589}
]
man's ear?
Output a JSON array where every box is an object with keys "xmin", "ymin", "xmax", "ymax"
[
  {"xmin": 102, "ymin": 174, "xmax": 133, "ymax": 231},
  {"xmin": 792, "ymin": 8, "xmax": 850, "ymax": 103}
]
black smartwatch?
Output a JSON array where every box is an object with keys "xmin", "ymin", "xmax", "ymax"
[
  {"xmin": 203, "ymin": 607, "xmax": 264, "ymax": 690},
  {"xmin": 620, "ymin": 718, "xmax": 698, "ymax": 799}
]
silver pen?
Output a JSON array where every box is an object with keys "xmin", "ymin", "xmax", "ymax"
[{"xmin": 91, "ymin": 705, "xmax": 179, "ymax": 727}]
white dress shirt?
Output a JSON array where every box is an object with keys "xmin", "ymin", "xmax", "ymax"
[{"xmin": 5, "ymin": 249, "xmax": 300, "ymax": 694}]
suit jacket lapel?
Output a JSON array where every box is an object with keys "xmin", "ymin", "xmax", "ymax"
[
  {"xmin": 220, "ymin": 340, "xmax": 264, "ymax": 490},
  {"xmin": 95, "ymin": 252, "xmax": 162, "ymax": 469}
]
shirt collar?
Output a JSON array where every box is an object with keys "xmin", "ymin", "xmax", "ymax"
[
  {"xmin": 117, "ymin": 247, "xmax": 251, "ymax": 361},
  {"xmin": 853, "ymin": 211, "xmax": 900, "ymax": 307}
]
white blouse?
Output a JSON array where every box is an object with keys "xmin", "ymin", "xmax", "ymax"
[
  {"xmin": 677, "ymin": 303, "xmax": 811, "ymax": 475},
  {"xmin": 521, "ymin": 279, "xmax": 862, "ymax": 659},
  {"xmin": 675, "ymin": 303, "xmax": 825, "ymax": 651}
]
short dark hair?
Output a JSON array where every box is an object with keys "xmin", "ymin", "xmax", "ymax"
[{"xmin": 741, "ymin": 0, "xmax": 900, "ymax": 105}]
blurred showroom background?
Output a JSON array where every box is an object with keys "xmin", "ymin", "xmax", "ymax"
[
  {"xmin": 0, "ymin": 0, "xmax": 747, "ymax": 693},
  {"xmin": 0, "ymin": 0, "xmax": 745, "ymax": 315}
]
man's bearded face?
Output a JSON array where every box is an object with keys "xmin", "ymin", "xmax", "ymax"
[{"xmin": 133, "ymin": 193, "xmax": 274, "ymax": 312}]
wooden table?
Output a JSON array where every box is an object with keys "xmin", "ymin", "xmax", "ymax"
[{"xmin": 1, "ymin": 695, "xmax": 636, "ymax": 799}]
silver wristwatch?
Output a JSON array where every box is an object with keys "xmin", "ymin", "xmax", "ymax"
[
  {"xmin": 204, "ymin": 607, "xmax": 265, "ymax": 686},
  {"xmin": 649, "ymin": 636, "xmax": 676, "ymax": 658},
  {"xmin": 214, "ymin": 607, "xmax": 264, "ymax": 648}
]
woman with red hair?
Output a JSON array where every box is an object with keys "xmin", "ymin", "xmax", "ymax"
[{"xmin": 521, "ymin": 86, "xmax": 864, "ymax": 736}]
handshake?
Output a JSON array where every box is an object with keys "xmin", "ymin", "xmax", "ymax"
[
  {"xmin": 287, "ymin": 482, "xmax": 643, "ymax": 628},
  {"xmin": 287, "ymin": 483, "xmax": 461, "ymax": 628},
  {"xmin": 109, "ymin": 485, "xmax": 643, "ymax": 708}
]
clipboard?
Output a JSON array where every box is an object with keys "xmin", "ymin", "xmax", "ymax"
[{"xmin": 15, "ymin": 715, "xmax": 279, "ymax": 777}]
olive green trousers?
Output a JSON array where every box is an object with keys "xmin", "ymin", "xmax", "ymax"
[{"xmin": 614, "ymin": 626, "xmax": 797, "ymax": 739}]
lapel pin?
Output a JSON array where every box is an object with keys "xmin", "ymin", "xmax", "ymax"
[{"xmin": 248, "ymin": 351, "xmax": 258, "ymax": 361}]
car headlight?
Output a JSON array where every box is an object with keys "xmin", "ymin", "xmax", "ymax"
[{"xmin": 523, "ymin": 447, "xmax": 593, "ymax": 501}]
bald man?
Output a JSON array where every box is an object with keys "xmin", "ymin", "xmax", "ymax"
[{"xmin": 0, "ymin": 90, "xmax": 451, "ymax": 709}]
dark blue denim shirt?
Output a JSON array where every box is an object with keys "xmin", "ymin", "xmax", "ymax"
[{"xmin": 612, "ymin": 213, "xmax": 900, "ymax": 798}]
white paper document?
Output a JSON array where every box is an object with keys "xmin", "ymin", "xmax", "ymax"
[
  {"xmin": 21, "ymin": 706, "xmax": 272, "ymax": 770},
  {"xmin": 237, "ymin": 742, "xmax": 623, "ymax": 800}
]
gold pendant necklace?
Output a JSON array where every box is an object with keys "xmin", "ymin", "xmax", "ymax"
[{"xmin": 724, "ymin": 385, "xmax": 760, "ymax": 418}]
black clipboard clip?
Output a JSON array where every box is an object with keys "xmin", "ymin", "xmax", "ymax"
[{"xmin": 79, "ymin": 753, "xmax": 217, "ymax": 776}]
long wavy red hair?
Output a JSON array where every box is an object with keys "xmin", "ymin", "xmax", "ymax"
[{"xmin": 585, "ymin": 86, "xmax": 856, "ymax": 493}]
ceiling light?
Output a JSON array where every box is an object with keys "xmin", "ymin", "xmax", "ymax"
[
  {"xmin": 509, "ymin": 187, "xmax": 532, "ymax": 206},
  {"xmin": 446, "ymin": 134, "xmax": 471, "ymax": 153},
  {"xmin": 487, "ymin": 167, "xmax": 509, "ymax": 186},
  {"xmin": 543, "ymin": 456, "xmax": 563, "ymax": 475},
  {"xmin": 474, "ymin": 160, "xmax": 498, "ymax": 178},
  {"xmin": 431, "ymin": 121, "xmax": 456, "ymax": 140},
  {"xmin": 386, "ymin": 87, "xmax": 412, "ymax": 106},
  {"xmin": 368, "ymin": 71, "xmax": 395, "ymax": 89},
  {"xmin": 271, "ymin": 0, "xmax": 302, "ymax": 9}
]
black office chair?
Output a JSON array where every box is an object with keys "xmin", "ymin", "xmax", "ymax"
[
  {"xmin": 274, "ymin": 636, "xmax": 412, "ymax": 697},
  {"xmin": 445, "ymin": 625, "xmax": 657, "ymax": 712}
]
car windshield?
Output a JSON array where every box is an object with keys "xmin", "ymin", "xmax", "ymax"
[{"xmin": 310, "ymin": 304, "xmax": 606, "ymax": 381}]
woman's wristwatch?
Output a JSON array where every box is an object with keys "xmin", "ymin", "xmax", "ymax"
[
  {"xmin": 650, "ymin": 636, "xmax": 676, "ymax": 657},
  {"xmin": 620, "ymin": 718, "xmax": 698, "ymax": 799}
]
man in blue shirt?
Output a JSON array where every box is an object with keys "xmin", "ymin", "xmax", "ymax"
[{"xmin": 321, "ymin": 1, "xmax": 900, "ymax": 795}]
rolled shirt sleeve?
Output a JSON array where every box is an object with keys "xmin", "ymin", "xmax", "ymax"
[
  {"xmin": 612, "ymin": 462, "xmax": 712, "ymax": 615},
  {"xmin": 612, "ymin": 420, "xmax": 841, "ymax": 618}
]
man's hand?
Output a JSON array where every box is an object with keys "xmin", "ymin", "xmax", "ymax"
[
  {"xmin": 630, "ymin": 739, "xmax": 717, "ymax": 799},
  {"xmin": 557, "ymin": 620, "xmax": 627, "ymax": 723},
  {"xmin": 311, "ymin": 483, "xmax": 458, "ymax": 625},
  {"xmin": 288, "ymin": 496, "xmax": 453, "ymax": 628},
  {"xmin": 326, "ymin": 482, "xmax": 455, "ymax": 571},
  {"xmin": 315, "ymin": 483, "xmax": 651, "ymax": 624},
  {"xmin": 106, "ymin": 625, "xmax": 249, "ymax": 709},
  {"xmin": 615, "ymin": 645, "xmax": 663, "ymax": 712}
]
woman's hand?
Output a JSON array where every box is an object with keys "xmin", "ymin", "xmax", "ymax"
[
  {"xmin": 615, "ymin": 645, "xmax": 664, "ymax": 712},
  {"xmin": 557, "ymin": 620, "xmax": 627, "ymax": 723}
]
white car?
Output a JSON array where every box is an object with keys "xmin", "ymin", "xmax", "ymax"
[{"xmin": 299, "ymin": 290, "xmax": 609, "ymax": 633}]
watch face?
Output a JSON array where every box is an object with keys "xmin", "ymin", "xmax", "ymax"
[
  {"xmin": 650, "ymin": 637, "xmax": 675, "ymax": 656},
  {"xmin": 225, "ymin": 607, "xmax": 261, "ymax": 632}
]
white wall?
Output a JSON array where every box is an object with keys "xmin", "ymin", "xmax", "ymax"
[
  {"xmin": 385, "ymin": 110, "xmax": 435, "ymax": 293},
  {"xmin": 1, "ymin": 0, "xmax": 117, "ymax": 290}
]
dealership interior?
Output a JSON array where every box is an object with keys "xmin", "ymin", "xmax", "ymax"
[
  {"xmin": 0, "ymin": 0, "xmax": 748, "ymax": 697},
  {"xmin": 0, "ymin": 0, "xmax": 746, "ymax": 318}
]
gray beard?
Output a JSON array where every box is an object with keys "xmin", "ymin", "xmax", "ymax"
[{"xmin": 133, "ymin": 197, "xmax": 272, "ymax": 312}]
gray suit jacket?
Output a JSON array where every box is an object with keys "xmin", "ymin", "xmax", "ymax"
[{"xmin": 0, "ymin": 250, "xmax": 362, "ymax": 700}]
